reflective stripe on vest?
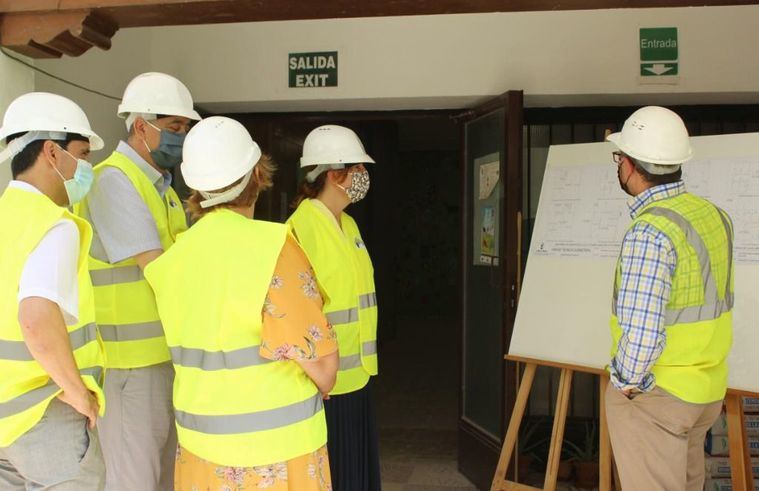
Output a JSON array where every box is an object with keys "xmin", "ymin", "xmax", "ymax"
[
  {"xmin": 90, "ymin": 265, "xmax": 143, "ymax": 286},
  {"xmin": 0, "ymin": 187, "xmax": 106, "ymax": 446},
  {"xmin": 98, "ymin": 320, "xmax": 164, "ymax": 342},
  {"xmin": 288, "ymin": 199, "xmax": 378, "ymax": 395},
  {"xmin": 0, "ymin": 367, "xmax": 103, "ymax": 419},
  {"xmin": 169, "ymin": 345, "xmax": 272, "ymax": 371},
  {"xmin": 610, "ymin": 194, "xmax": 733, "ymax": 404},
  {"xmin": 175, "ymin": 393, "xmax": 323, "ymax": 435},
  {"xmin": 339, "ymin": 341, "xmax": 379, "ymax": 369},
  {"xmin": 144, "ymin": 210, "xmax": 326, "ymax": 467},
  {"xmin": 326, "ymin": 293, "xmax": 377, "ymax": 327},
  {"xmin": 76, "ymin": 152, "xmax": 188, "ymax": 368},
  {"xmin": 612, "ymin": 205, "xmax": 734, "ymax": 324},
  {"xmin": 0, "ymin": 323, "xmax": 98, "ymax": 361}
]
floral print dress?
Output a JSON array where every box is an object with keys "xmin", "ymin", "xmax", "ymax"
[{"xmin": 174, "ymin": 237, "xmax": 338, "ymax": 491}]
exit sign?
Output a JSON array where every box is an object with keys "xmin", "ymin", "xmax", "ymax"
[
  {"xmin": 640, "ymin": 27, "xmax": 678, "ymax": 77},
  {"xmin": 288, "ymin": 51, "xmax": 338, "ymax": 88}
]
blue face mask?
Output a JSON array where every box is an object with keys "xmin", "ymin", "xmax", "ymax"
[
  {"xmin": 54, "ymin": 145, "xmax": 94, "ymax": 206},
  {"xmin": 146, "ymin": 121, "xmax": 186, "ymax": 169}
]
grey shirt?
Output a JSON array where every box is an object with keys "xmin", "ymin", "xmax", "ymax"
[{"xmin": 86, "ymin": 141, "xmax": 173, "ymax": 264}]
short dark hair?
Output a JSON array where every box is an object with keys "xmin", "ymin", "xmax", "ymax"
[
  {"xmin": 128, "ymin": 114, "xmax": 171, "ymax": 137},
  {"xmin": 7, "ymin": 132, "xmax": 89, "ymax": 179},
  {"xmin": 631, "ymin": 157, "xmax": 682, "ymax": 186}
]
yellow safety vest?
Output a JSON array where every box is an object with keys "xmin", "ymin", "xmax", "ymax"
[
  {"xmin": 144, "ymin": 209, "xmax": 327, "ymax": 467},
  {"xmin": 75, "ymin": 151, "xmax": 188, "ymax": 369},
  {"xmin": 610, "ymin": 192, "xmax": 734, "ymax": 404},
  {"xmin": 288, "ymin": 199, "xmax": 378, "ymax": 395},
  {"xmin": 0, "ymin": 187, "xmax": 105, "ymax": 447}
]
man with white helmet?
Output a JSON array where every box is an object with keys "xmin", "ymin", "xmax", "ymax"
[
  {"xmin": 0, "ymin": 92, "xmax": 106, "ymax": 489},
  {"xmin": 605, "ymin": 106, "xmax": 733, "ymax": 490},
  {"xmin": 74, "ymin": 72, "xmax": 200, "ymax": 490}
]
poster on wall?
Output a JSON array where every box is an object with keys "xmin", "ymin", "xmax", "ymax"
[
  {"xmin": 479, "ymin": 161, "xmax": 500, "ymax": 199},
  {"xmin": 480, "ymin": 206, "xmax": 497, "ymax": 257},
  {"xmin": 473, "ymin": 153, "xmax": 501, "ymax": 266}
]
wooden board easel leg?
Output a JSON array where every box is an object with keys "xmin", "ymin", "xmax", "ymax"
[
  {"xmin": 543, "ymin": 368, "xmax": 573, "ymax": 491},
  {"xmin": 491, "ymin": 363, "xmax": 537, "ymax": 491},
  {"xmin": 599, "ymin": 373, "xmax": 612, "ymax": 491},
  {"xmin": 491, "ymin": 364, "xmax": 573, "ymax": 491},
  {"xmin": 726, "ymin": 393, "xmax": 755, "ymax": 491}
]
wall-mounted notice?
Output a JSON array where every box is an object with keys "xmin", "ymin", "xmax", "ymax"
[{"xmin": 288, "ymin": 51, "xmax": 338, "ymax": 88}]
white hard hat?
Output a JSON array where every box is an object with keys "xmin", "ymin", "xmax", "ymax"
[
  {"xmin": 118, "ymin": 72, "xmax": 201, "ymax": 126},
  {"xmin": 607, "ymin": 106, "xmax": 692, "ymax": 168},
  {"xmin": 181, "ymin": 116, "xmax": 262, "ymax": 192},
  {"xmin": 0, "ymin": 92, "xmax": 103, "ymax": 150},
  {"xmin": 300, "ymin": 124, "xmax": 374, "ymax": 167}
]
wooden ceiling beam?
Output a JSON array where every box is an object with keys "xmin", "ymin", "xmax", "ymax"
[
  {"xmin": 98, "ymin": 0, "xmax": 759, "ymax": 28},
  {"xmin": 0, "ymin": 0, "xmax": 215, "ymax": 13},
  {"xmin": 0, "ymin": 9, "xmax": 118, "ymax": 58},
  {"xmin": 2, "ymin": 0, "xmax": 759, "ymax": 57}
]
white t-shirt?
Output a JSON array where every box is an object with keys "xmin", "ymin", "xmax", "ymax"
[{"xmin": 11, "ymin": 181, "xmax": 80, "ymax": 325}]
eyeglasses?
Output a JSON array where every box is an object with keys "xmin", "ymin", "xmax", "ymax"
[{"xmin": 612, "ymin": 151, "xmax": 624, "ymax": 165}]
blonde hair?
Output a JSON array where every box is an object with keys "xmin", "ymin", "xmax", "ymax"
[{"xmin": 186, "ymin": 154, "xmax": 276, "ymax": 220}]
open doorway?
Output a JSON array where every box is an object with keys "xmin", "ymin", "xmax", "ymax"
[{"xmin": 220, "ymin": 111, "xmax": 473, "ymax": 489}]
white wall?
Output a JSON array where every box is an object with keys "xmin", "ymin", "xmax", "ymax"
[
  {"xmin": 146, "ymin": 5, "xmax": 759, "ymax": 111},
  {"xmin": 34, "ymin": 29, "xmax": 153, "ymax": 162},
  {"xmin": 1, "ymin": 51, "xmax": 35, "ymax": 189},
  {"xmin": 30, "ymin": 5, "xmax": 759, "ymax": 124}
]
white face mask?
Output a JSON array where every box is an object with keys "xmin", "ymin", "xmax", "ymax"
[{"xmin": 337, "ymin": 170, "xmax": 370, "ymax": 203}]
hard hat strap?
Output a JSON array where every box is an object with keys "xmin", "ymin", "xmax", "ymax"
[
  {"xmin": 305, "ymin": 163, "xmax": 345, "ymax": 183},
  {"xmin": 0, "ymin": 130, "xmax": 67, "ymax": 163},
  {"xmin": 199, "ymin": 168, "xmax": 253, "ymax": 209}
]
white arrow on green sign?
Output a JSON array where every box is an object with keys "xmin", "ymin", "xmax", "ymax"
[
  {"xmin": 642, "ymin": 63, "xmax": 677, "ymax": 76},
  {"xmin": 640, "ymin": 27, "xmax": 678, "ymax": 77}
]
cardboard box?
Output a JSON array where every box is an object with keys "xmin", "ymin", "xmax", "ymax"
[
  {"xmin": 705, "ymin": 433, "xmax": 759, "ymax": 456},
  {"xmin": 704, "ymin": 478, "xmax": 759, "ymax": 491},
  {"xmin": 705, "ymin": 455, "xmax": 759, "ymax": 478},
  {"xmin": 711, "ymin": 414, "xmax": 759, "ymax": 436}
]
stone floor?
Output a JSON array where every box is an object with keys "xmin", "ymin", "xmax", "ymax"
[
  {"xmin": 373, "ymin": 315, "xmax": 597, "ymax": 491},
  {"xmin": 375, "ymin": 315, "xmax": 477, "ymax": 490}
]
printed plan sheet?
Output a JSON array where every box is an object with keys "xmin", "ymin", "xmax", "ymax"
[{"xmin": 531, "ymin": 156, "xmax": 759, "ymax": 263}]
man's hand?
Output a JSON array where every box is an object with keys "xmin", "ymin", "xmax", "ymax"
[
  {"xmin": 58, "ymin": 388, "xmax": 100, "ymax": 429},
  {"xmin": 19, "ymin": 297, "xmax": 99, "ymax": 428},
  {"xmin": 621, "ymin": 388, "xmax": 642, "ymax": 399}
]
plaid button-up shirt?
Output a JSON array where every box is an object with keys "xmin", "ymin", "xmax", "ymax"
[{"xmin": 610, "ymin": 181, "xmax": 685, "ymax": 392}]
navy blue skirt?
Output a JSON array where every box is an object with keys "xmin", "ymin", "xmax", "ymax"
[{"xmin": 323, "ymin": 378, "xmax": 381, "ymax": 491}]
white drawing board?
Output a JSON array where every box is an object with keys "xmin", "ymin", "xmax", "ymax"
[{"xmin": 510, "ymin": 132, "xmax": 759, "ymax": 394}]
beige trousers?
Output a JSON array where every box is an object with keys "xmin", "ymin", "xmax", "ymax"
[
  {"xmin": 98, "ymin": 362, "xmax": 176, "ymax": 491},
  {"xmin": 605, "ymin": 381, "xmax": 722, "ymax": 491}
]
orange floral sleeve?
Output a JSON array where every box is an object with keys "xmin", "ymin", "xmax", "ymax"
[{"xmin": 259, "ymin": 236, "xmax": 338, "ymax": 361}]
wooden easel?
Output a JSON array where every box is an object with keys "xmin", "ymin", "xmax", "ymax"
[
  {"xmin": 491, "ymin": 355, "xmax": 757, "ymax": 491},
  {"xmin": 491, "ymin": 356, "xmax": 612, "ymax": 491},
  {"xmin": 726, "ymin": 390, "xmax": 758, "ymax": 490}
]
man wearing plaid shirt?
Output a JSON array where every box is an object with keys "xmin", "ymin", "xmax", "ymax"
[{"xmin": 605, "ymin": 107, "xmax": 733, "ymax": 490}]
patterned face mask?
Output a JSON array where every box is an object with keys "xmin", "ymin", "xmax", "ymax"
[{"xmin": 337, "ymin": 170, "xmax": 370, "ymax": 203}]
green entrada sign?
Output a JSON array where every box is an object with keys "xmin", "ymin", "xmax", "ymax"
[
  {"xmin": 288, "ymin": 51, "xmax": 338, "ymax": 88},
  {"xmin": 640, "ymin": 27, "xmax": 678, "ymax": 76}
]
